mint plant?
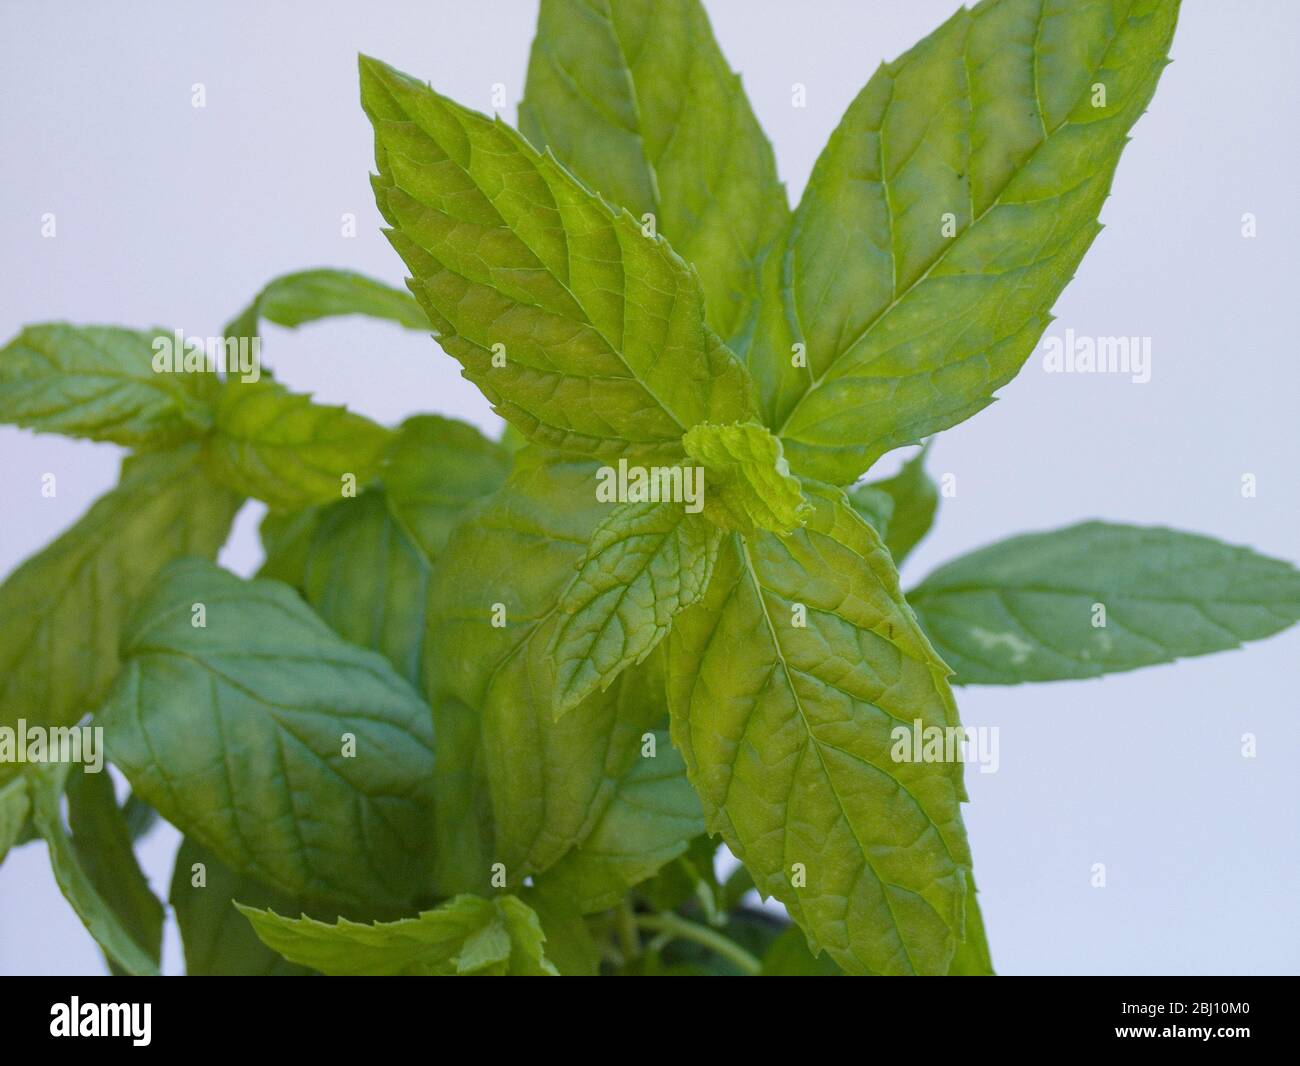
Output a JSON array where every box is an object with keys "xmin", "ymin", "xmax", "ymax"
[{"xmin": 2, "ymin": 0, "xmax": 1296, "ymax": 977}]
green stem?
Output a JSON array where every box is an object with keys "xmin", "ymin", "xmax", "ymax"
[
  {"xmin": 615, "ymin": 900, "xmax": 641, "ymax": 963},
  {"xmin": 635, "ymin": 912, "xmax": 762, "ymax": 976}
]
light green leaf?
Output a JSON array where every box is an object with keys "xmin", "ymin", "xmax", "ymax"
[
  {"xmin": 238, "ymin": 895, "xmax": 558, "ymax": 976},
  {"xmin": 908, "ymin": 521, "xmax": 1300, "ymax": 684},
  {"xmin": 258, "ymin": 417, "xmax": 511, "ymax": 688},
  {"xmin": 747, "ymin": 0, "xmax": 1180, "ymax": 484},
  {"xmin": 682, "ymin": 421, "xmax": 810, "ymax": 534},
  {"xmin": 202, "ymin": 379, "xmax": 390, "ymax": 510},
  {"xmin": 257, "ymin": 505, "xmax": 326, "ymax": 586},
  {"xmin": 948, "ymin": 876, "xmax": 995, "ymax": 975},
  {"xmin": 223, "ymin": 268, "xmax": 429, "ymax": 340},
  {"xmin": 428, "ymin": 450, "xmax": 666, "ymax": 887},
  {"xmin": 380, "ymin": 415, "xmax": 512, "ymax": 561},
  {"xmin": 417, "ymin": 694, "xmax": 492, "ymax": 900},
  {"xmin": 66, "ymin": 770, "xmax": 164, "ymax": 973},
  {"xmin": 0, "ymin": 775, "xmax": 30, "ymax": 866},
  {"xmin": 549, "ymin": 501, "xmax": 720, "ymax": 717},
  {"xmin": 0, "ymin": 324, "xmax": 216, "ymax": 445},
  {"xmin": 499, "ymin": 421, "xmax": 529, "ymax": 453},
  {"xmin": 520, "ymin": 885, "xmax": 601, "ymax": 976},
  {"xmin": 539, "ymin": 731, "xmax": 704, "ymax": 913},
  {"xmin": 171, "ymin": 837, "xmax": 313, "ymax": 976},
  {"xmin": 98, "ymin": 558, "xmax": 436, "ymax": 910},
  {"xmin": 260, "ymin": 490, "xmax": 430, "ymax": 687},
  {"xmin": 846, "ymin": 485, "xmax": 894, "ymax": 541},
  {"xmin": 29, "ymin": 763, "xmax": 160, "ymax": 976},
  {"xmin": 360, "ymin": 56, "xmax": 757, "ymax": 460},
  {"xmin": 761, "ymin": 925, "xmax": 846, "ymax": 976},
  {"xmin": 667, "ymin": 485, "xmax": 973, "ymax": 975},
  {"xmin": 0, "ymin": 445, "xmax": 242, "ymax": 782},
  {"xmin": 520, "ymin": 0, "xmax": 788, "ymax": 349},
  {"xmin": 851, "ymin": 444, "xmax": 939, "ymax": 565}
]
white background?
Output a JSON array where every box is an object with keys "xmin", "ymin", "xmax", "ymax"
[{"xmin": 1, "ymin": 0, "xmax": 1296, "ymax": 975}]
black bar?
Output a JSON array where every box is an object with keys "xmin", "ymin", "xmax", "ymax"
[{"xmin": 0, "ymin": 976, "xmax": 1284, "ymax": 1052}]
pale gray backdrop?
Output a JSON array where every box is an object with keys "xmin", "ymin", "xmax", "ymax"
[{"xmin": 1, "ymin": 0, "xmax": 1296, "ymax": 976}]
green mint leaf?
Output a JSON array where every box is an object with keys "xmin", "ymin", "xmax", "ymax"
[
  {"xmin": 635, "ymin": 835, "xmax": 728, "ymax": 921},
  {"xmin": 122, "ymin": 794, "xmax": 159, "ymax": 842},
  {"xmin": 851, "ymin": 444, "xmax": 939, "ymax": 566},
  {"xmin": 0, "ymin": 775, "xmax": 31, "ymax": 866},
  {"xmin": 66, "ymin": 769, "xmax": 164, "ymax": 973},
  {"xmin": 428, "ymin": 450, "xmax": 665, "ymax": 883},
  {"xmin": 28, "ymin": 763, "xmax": 160, "ymax": 976},
  {"xmin": 423, "ymin": 693, "xmax": 495, "ymax": 898},
  {"xmin": 201, "ymin": 379, "xmax": 390, "ymax": 510},
  {"xmin": 908, "ymin": 521, "xmax": 1300, "ymax": 684},
  {"xmin": 0, "ymin": 445, "xmax": 241, "ymax": 782},
  {"xmin": 519, "ymin": 885, "xmax": 602, "ymax": 976},
  {"xmin": 846, "ymin": 485, "xmax": 894, "ymax": 541},
  {"xmin": 260, "ymin": 490, "xmax": 430, "ymax": 686},
  {"xmin": 255, "ymin": 417, "xmax": 512, "ymax": 883},
  {"xmin": 257, "ymin": 505, "xmax": 325, "ymax": 585},
  {"xmin": 238, "ymin": 895, "xmax": 558, "ymax": 976},
  {"xmin": 499, "ymin": 421, "xmax": 529, "ymax": 453},
  {"xmin": 520, "ymin": 0, "xmax": 788, "ymax": 349},
  {"xmin": 549, "ymin": 501, "xmax": 721, "ymax": 717},
  {"xmin": 0, "ymin": 324, "xmax": 214, "ymax": 445},
  {"xmin": 259, "ymin": 416, "xmax": 510, "ymax": 688},
  {"xmin": 379, "ymin": 414, "xmax": 513, "ymax": 560},
  {"xmin": 538, "ymin": 730, "xmax": 705, "ymax": 913},
  {"xmin": 948, "ymin": 876, "xmax": 995, "ymax": 975},
  {"xmin": 667, "ymin": 485, "xmax": 973, "ymax": 974},
  {"xmin": 761, "ymin": 925, "xmax": 847, "ymax": 976},
  {"xmin": 359, "ymin": 55, "xmax": 757, "ymax": 459},
  {"xmin": 98, "ymin": 558, "xmax": 437, "ymax": 910},
  {"xmin": 636, "ymin": 835, "xmax": 718, "ymax": 912},
  {"xmin": 749, "ymin": 0, "xmax": 1180, "ymax": 484},
  {"xmin": 223, "ymin": 267, "xmax": 429, "ymax": 340},
  {"xmin": 682, "ymin": 421, "xmax": 811, "ymax": 534},
  {"xmin": 171, "ymin": 837, "xmax": 313, "ymax": 976}
]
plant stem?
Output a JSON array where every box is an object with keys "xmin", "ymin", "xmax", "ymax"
[
  {"xmin": 615, "ymin": 900, "xmax": 641, "ymax": 963},
  {"xmin": 634, "ymin": 912, "xmax": 762, "ymax": 976}
]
